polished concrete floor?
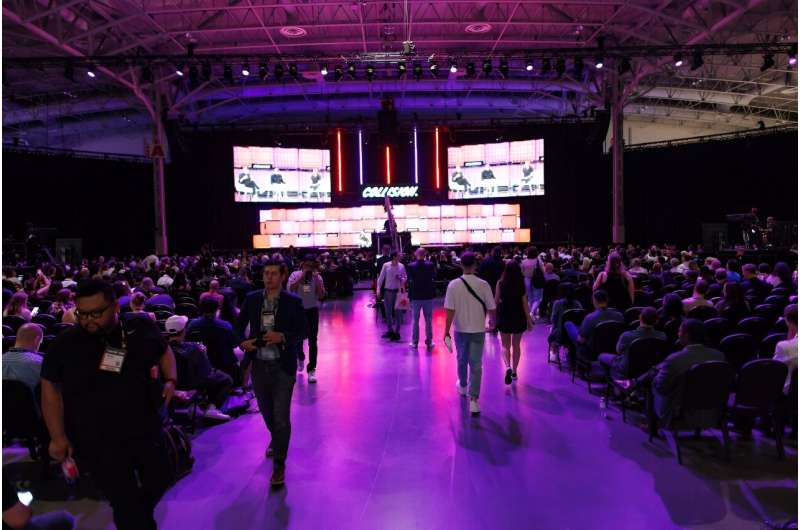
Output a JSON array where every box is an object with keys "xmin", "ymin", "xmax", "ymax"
[{"xmin": 5, "ymin": 291, "xmax": 797, "ymax": 529}]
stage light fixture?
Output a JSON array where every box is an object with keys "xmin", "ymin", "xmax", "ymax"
[
  {"xmin": 320, "ymin": 64, "xmax": 328, "ymax": 76},
  {"xmin": 241, "ymin": 63, "xmax": 250, "ymax": 76},
  {"xmin": 618, "ymin": 57, "xmax": 632, "ymax": 75},
  {"xmin": 482, "ymin": 59, "xmax": 492, "ymax": 75},
  {"xmin": 594, "ymin": 56, "xmax": 604, "ymax": 69},
  {"xmin": 760, "ymin": 53, "xmax": 775, "ymax": 71},
  {"xmin": 789, "ymin": 45, "xmax": 798, "ymax": 66},
  {"xmin": 398, "ymin": 62, "xmax": 407, "ymax": 76},
  {"xmin": 289, "ymin": 63, "xmax": 298, "ymax": 79},
  {"xmin": 175, "ymin": 63, "xmax": 184, "ymax": 77},
  {"xmin": 274, "ymin": 63, "xmax": 284, "ymax": 80},
  {"xmin": 201, "ymin": 61, "xmax": 211, "ymax": 81},
  {"xmin": 526, "ymin": 59, "xmax": 534, "ymax": 72},
  {"xmin": 64, "ymin": 62, "xmax": 74, "ymax": 81},
  {"xmin": 334, "ymin": 65, "xmax": 344, "ymax": 81},
  {"xmin": 366, "ymin": 64, "xmax": 375, "ymax": 81},
  {"xmin": 429, "ymin": 61, "xmax": 439, "ymax": 78},
  {"xmin": 499, "ymin": 59, "xmax": 509, "ymax": 78},
  {"xmin": 555, "ymin": 57, "xmax": 565, "ymax": 77},
  {"xmin": 259, "ymin": 62, "xmax": 268, "ymax": 80},
  {"xmin": 413, "ymin": 62, "xmax": 423, "ymax": 80},
  {"xmin": 541, "ymin": 58, "xmax": 552, "ymax": 75},
  {"xmin": 690, "ymin": 50, "xmax": 704, "ymax": 71},
  {"xmin": 87, "ymin": 63, "xmax": 96, "ymax": 78},
  {"xmin": 673, "ymin": 54, "xmax": 683, "ymax": 67},
  {"xmin": 223, "ymin": 64, "xmax": 233, "ymax": 83},
  {"xmin": 450, "ymin": 61, "xmax": 458, "ymax": 74},
  {"xmin": 573, "ymin": 57, "xmax": 584, "ymax": 76},
  {"xmin": 347, "ymin": 63, "xmax": 356, "ymax": 78},
  {"xmin": 466, "ymin": 62, "xmax": 476, "ymax": 78}
]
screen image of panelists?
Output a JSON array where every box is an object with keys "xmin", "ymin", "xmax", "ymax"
[
  {"xmin": 253, "ymin": 204, "xmax": 530, "ymax": 248},
  {"xmin": 447, "ymin": 139, "xmax": 544, "ymax": 200},
  {"xmin": 233, "ymin": 145, "xmax": 332, "ymax": 203}
]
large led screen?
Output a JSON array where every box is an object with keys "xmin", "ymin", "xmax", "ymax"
[
  {"xmin": 234, "ymin": 146, "xmax": 331, "ymax": 203},
  {"xmin": 447, "ymin": 139, "xmax": 544, "ymax": 200}
]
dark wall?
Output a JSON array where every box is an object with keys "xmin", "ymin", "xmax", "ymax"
[
  {"xmin": 622, "ymin": 130, "xmax": 798, "ymax": 245},
  {"xmin": 2, "ymin": 150, "xmax": 155, "ymax": 256}
]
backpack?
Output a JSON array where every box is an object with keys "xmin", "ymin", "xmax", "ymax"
[
  {"xmin": 162, "ymin": 421, "xmax": 194, "ymax": 486},
  {"xmin": 532, "ymin": 259, "xmax": 546, "ymax": 289}
]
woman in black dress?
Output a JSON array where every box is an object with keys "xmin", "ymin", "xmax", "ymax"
[{"xmin": 495, "ymin": 261, "xmax": 534, "ymax": 385}]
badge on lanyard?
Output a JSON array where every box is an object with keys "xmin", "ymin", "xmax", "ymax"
[
  {"xmin": 263, "ymin": 310, "xmax": 275, "ymax": 329},
  {"xmin": 100, "ymin": 345, "xmax": 126, "ymax": 373},
  {"xmin": 302, "ymin": 284, "xmax": 312, "ymax": 294}
]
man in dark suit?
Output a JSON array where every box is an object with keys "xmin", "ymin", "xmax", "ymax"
[
  {"xmin": 236, "ymin": 260, "xmax": 308, "ymax": 488},
  {"xmin": 741, "ymin": 263, "xmax": 770, "ymax": 298}
]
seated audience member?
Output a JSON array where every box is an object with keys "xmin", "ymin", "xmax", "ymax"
[
  {"xmin": 157, "ymin": 271, "xmax": 174, "ymax": 289},
  {"xmin": 147, "ymin": 289, "xmax": 175, "ymax": 311},
  {"xmin": 126, "ymin": 292, "xmax": 156, "ymax": 321},
  {"xmin": 48, "ymin": 289, "xmax": 75, "ymax": 322},
  {"xmin": 218, "ymin": 291, "xmax": 240, "ymax": 328},
  {"xmin": 170, "ymin": 272, "xmax": 193, "ymax": 298},
  {"xmin": 165, "ymin": 315, "xmax": 232, "ymax": 421},
  {"xmin": 726, "ymin": 259, "xmax": 742, "ymax": 283},
  {"xmin": 682, "ymin": 279, "xmax": 713, "ymax": 314},
  {"xmin": 714, "ymin": 282, "xmax": 750, "ymax": 323},
  {"xmin": 113, "ymin": 280, "xmax": 132, "ymax": 310},
  {"xmin": 559, "ymin": 261, "xmax": 580, "ymax": 283},
  {"xmin": 136, "ymin": 277, "xmax": 159, "ymax": 297},
  {"xmin": 774, "ymin": 304, "xmax": 798, "ymax": 394},
  {"xmin": 200, "ymin": 279, "xmax": 225, "ymax": 306},
  {"xmin": 741, "ymin": 263, "xmax": 770, "ymax": 299},
  {"xmin": 547, "ymin": 283, "xmax": 583, "ymax": 360},
  {"xmin": 708, "ymin": 268, "xmax": 728, "ymax": 298},
  {"xmin": 229, "ymin": 268, "xmax": 255, "ymax": 305},
  {"xmin": 627, "ymin": 319, "xmax": 725, "ymax": 427},
  {"xmin": 186, "ymin": 297, "xmax": 241, "ymax": 382},
  {"xmin": 3, "ymin": 477, "xmax": 75, "ymax": 530},
  {"xmin": 60, "ymin": 270, "xmax": 77, "ymax": 289},
  {"xmin": 564, "ymin": 290, "xmax": 624, "ymax": 363},
  {"xmin": 657, "ymin": 293, "xmax": 684, "ymax": 329},
  {"xmin": 543, "ymin": 263, "xmax": 560, "ymax": 283},
  {"xmin": 2, "ymin": 324, "xmax": 44, "ymax": 391},
  {"xmin": 598, "ymin": 307, "xmax": 666, "ymax": 379},
  {"xmin": 769, "ymin": 262, "xmax": 795, "ymax": 289},
  {"xmin": 3, "ymin": 292, "xmax": 32, "ymax": 321},
  {"xmin": 628, "ymin": 258, "xmax": 648, "ymax": 276},
  {"xmin": 757, "ymin": 263, "xmax": 772, "ymax": 283}
]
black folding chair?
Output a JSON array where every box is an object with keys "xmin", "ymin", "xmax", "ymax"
[
  {"xmin": 3, "ymin": 315, "xmax": 27, "ymax": 334},
  {"xmin": 720, "ymin": 333, "xmax": 757, "ymax": 372},
  {"xmin": 3, "ymin": 336, "xmax": 16, "ymax": 352},
  {"xmin": 687, "ymin": 305, "xmax": 718, "ymax": 322},
  {"xmin": 653, "ymin": 361, "xmax": 734, "ymax": 465},
  {"xmin": 2, "ymin": 324, "xmax": 13, "ymax": 336},
  {"xmin": 754, "ymin": 304, "xmax": 781, "ymax": 322},
  {"xmin": 580, "ymin": 320, "xmax": 627, "ymax": 391},
  {"xmin": 51, "ymin": 322, "xmax": 75, "ymax": 335},
  {"xmin": 731, "ymin": 359, "xmax": 788, "ymax": 459},
  {"xmin": 32, "ymin": 313, "xmax": 57, "ymax": 332},
  {"xmin": 2, "ymin": 380, "xmax": 51, "ymax": 478},
  {"xmin": 176, "ymin": 303, "xmax": 199, "ymax": 319},
  {"xmin": 608, "ymin": 337, "xmax": 668, "ymax": 423},
  {"xmin": 624, "ymin": 307, "xmax": 645, "ymax": 325},
  {"xmin": 764, "ymin": 295, "xmax": 788, "ymax": 310},
  {"xmin": 559, "ymin": 308, "xmax": 586, "ymax": 373},
  {"xmin": 703, "ymin": 317, "xmax": 731, "ymax": 349},
  {"xmin": 759, "ymin": 333, "xmax": 787, "ymax": 359},
  {"xmin": 737, "ymin": 316, "xmax": 771, "ymax": 342},
  {"xmin": 771, "ymin": 318, "xmax": 789, "ymax": 334}
]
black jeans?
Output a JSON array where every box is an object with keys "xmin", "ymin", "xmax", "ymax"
[
  {"xmin": 79, "ymin": 435, "xmax": 171, "ymax": 530},
  {"xmin": 206, "ymin": 368, "xmax": 233, "ymax": 408},
  {"xmin": 302, "ymin": 307, "xmax": 320, "ymax": 372},
  {"xmin": 251, "ymin": 359, "xmax": 296, "ymax": 467}
]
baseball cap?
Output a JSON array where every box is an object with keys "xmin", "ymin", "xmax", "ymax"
[{"xmin": 165, "ymin": 315, "xmax": 189, "ymax": 335}]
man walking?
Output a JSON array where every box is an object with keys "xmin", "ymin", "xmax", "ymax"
[
  {"xmin": 376, "ymin": 252, "xmax": 406, "ymax": 342},
  {"xmin": 407, "ymin": 248, "xmax": 436, "ymax": 349},
  {"xmin": 288, "ymin": 255, "xmax": 326, "ymax": 383},
  {"xmin": 444, "ymin": 252, "xmax": 496, "ymax": 415},
  {"xmin": 236, "ymin": 260, "xmax": 308, "ymax": 487}
]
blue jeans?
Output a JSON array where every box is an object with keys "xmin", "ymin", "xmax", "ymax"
[
  {"xmin": 525, "ymin": 278, "xmax": 543, "ymax": 315},
  {"xmin": 24, "ymin": 512, "xmax": 75, "ymax": 530},
  {"xmin": 383, "ymin": 289, "xmax": 400, "ymax": 333},
  {"xmin": 455, "ymin": 332, "xmax": 485, "ymax": 399},
  {"xmin": 411, "ymin": 299, "xmax": 433, "ymax": 345}
]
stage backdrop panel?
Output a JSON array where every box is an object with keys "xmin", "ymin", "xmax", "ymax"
[{"xmin": 233, "ymin": 145, "xmax": 331, "ymax": 203}]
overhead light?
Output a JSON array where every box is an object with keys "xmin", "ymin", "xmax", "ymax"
[
  {"xmin": 320, "ymin": 64, "xmax": 328, "ymax": 76},
  {"xmin": 429, "ymin": 61, "xmax": 438, "ymax": 72},
  {"xmin": 466, "ymin": 62, "xmax": 476, "ymax": 78},
  {"xmin": 86, "ymin": 63, "xmax": 96, "ymax": 78},
  {"xmin": 413, "ymin": 62, "xmax": 422, "ymax": 80},
  {"xmin": 398, "ymin": 62, "xmax": 407, "ymax": 76},
  {"xmin": 259, "ymin": 62, "xmax": 268, "ymax": 80},
  {"xmin": 594, "ymin": 56, "xmax": 604, "ymax": 70},
  {"xmin": 347, "ymin": 63, "xmax": 356, "ymax": 78},
  {"xmin": 673, "ymin": 54, "xmax": 683, "ymax": 67},
  {"xmin": 223, "ymin": 64, "xmax": 233, "ymax": 83},
  {"xmin": 449, "ymin": 61, "xmax": 458, "ymax": 74},
  {"xmin": 482, "ymin": 59, "xmax": 492, "ymax": 75},
  {"xmin": 525, "ymin": 59, "xmax": 534, "ymax": 72},
  {"xmin": 241, "ymin": 63, "xmax": 250, "ymax": 76},
  {"xmin": 334, "ymin": 65, "xmax": 344, "ymax": 81},
  {"xmin": 789, "ymin": 44, "xmax": 798, "ymax": 66},
  {"xmin": 499, "ymin": 59, "xmax": 509, "ymax": 78},
  {"xmin": 690, "ymin": 50, "xmax": 704, "ymax": 71},
  {"xmin": 555, "ymin": 57, "xmax": 566, "ymax": 77},
  {"xmin": 366, "ymin": 64, "xmax": 375, "ymax": 81},
  {"xmin": 175, "ymin": 64, "xmax": 184, "ymax": 77},
  {"xmin": 618, "ymin": 57, "xmax": 632, "ymax": 75},
  {"xmin": 541, "ymin": 58, "xmax": 552, "ymax": 75},
  {"xmin": 288, "ymin": 63, "xmax": 298, "ymax": 79},
  {"xmin": 760, "ymin": 53, "xmax": 775, "ymax": 71},
  {"xmin": 274, "ymin": 63, "xmax": 284, "ymax": 80}
]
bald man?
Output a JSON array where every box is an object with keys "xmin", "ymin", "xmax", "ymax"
[{"xmin": 3, "ymin": 323, "xmax": 44, "ymax": 390}]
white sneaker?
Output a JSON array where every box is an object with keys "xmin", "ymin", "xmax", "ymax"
[
  {"xmin": 203, "ymin": 405, "xmax": 231, "ymax": 422},
  {"xmin": 410, "ymin": 342, "xmax": 418, "ymax": 348},
  {"xmin": 456, "ymin": 380, "xmax": 468, "ymax": 397},
  {"xmin": 308, "ymin": 371, "xmax": 317, "ymax": 383},
  {"xmin": 469, "ymin": 399, "xmax": 480, "ymax": 415}
]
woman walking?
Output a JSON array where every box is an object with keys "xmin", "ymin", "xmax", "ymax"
[{"xmin": 495, "ymin": 261, "xmax": 534, "ymax": 384}]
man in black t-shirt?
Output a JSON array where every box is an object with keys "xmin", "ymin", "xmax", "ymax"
[{"xmin": 40, "ymin": 280, "xmax": 178, "ymax": 530}]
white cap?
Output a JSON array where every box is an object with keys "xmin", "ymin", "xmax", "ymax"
[{"xmin": 165, "ymin": 315, "xmax": 189, "ymax": 334}]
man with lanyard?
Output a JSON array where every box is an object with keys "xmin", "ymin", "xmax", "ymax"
[
  {"xmin": 40, "ymin": 279, "xmax": 177, "ymax": 530},
  {"xmin": 287, "ymin": 255, "xmax": 326, "ymax": 383},
  {"xmin": 236, "ymin": 260, "xmax": 308, "ymax": 487},
  {"xmin": 376, "ymin": 251, "xmax": 406, "ymax": 342},
  {"xmin": 443, "ymin": 252, "xmax": 496, "ymax": 416}
]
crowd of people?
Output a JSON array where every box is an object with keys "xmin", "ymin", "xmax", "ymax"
[{"xmin": 1, "ymin": 241, "xmax": 798, "ymax": 528}]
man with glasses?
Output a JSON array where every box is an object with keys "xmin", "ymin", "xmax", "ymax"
[{"xmin": 40, "ymin": 279, "xmax": 177, "ymax": 530}]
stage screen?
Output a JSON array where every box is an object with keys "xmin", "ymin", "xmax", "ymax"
[
  {"xmin": 233, "ymin": 145, "xmax": 332, "ymax": 203},
  {"xmin": 447, "ymin": 139, "xmax": 544, "ymax": 200}
]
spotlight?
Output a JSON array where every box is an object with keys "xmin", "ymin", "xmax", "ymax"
[
  {"xmin": 259, "ymin": 62, "xmax": 269, "ymax": 80},
  {"xmin": 482, "ymin": 58, "xmax": 492, "ymax": 75},
  {"xmin": 289, "ymin": 63, "xmax": 298, "ymax": 79},
  {"xmin": 466, "ymin": 62, "xmax": 476, "ymax": 78},
  {"xmin": 347, "ymin": 63, "xmax": 356, "ymax": 78},
  {"xmin": 541, "ymin": 58, "xmax": 552, "ymax": 75},
  {"xmin": 525, "ymin": 59, "xmax": 534, "ymax": 72},
  {"xmin": 594, "ymin": 56, "xmax": 604, "ymax": 69},
  {"xmin": 618, "ymin": 57, "xmax": 632, "ymax": 75},
  {"xmin": 789, "ymin": 44, "xmax": 798, "ymax": 66},
  {"xmin": 555, "ymin": 57, "xmax": 566, "ymax": 77},
  {"xmin": 86, "ymin": 63, "xmax": 96, "ymax": 78},
  {"xmin": 366, "ymin": 64, "xmax": 375, "ymax": 81},
  {"xmin": 760, "ymin": 53, "xmax": 775, "ymax": 72},
  {"xmin": 690, "ymin": 50, "xmax": 704, "ymax": 71},
  {"xmin": 499, "ymin": 59, "xmax": 509, "ymax": 79},
  {"xmin": 334, "ymin": 65, "xmax": 344, "ymax": 81},
  {"xmin": 64, "ymin": 62, "xmax": 74, "ymax": 81},
  {"xmin": 398, "ymin": 62, "xmax": 407, "ymax": 76},
  {"xmin": 673, "ymin": 54, "xmax": 683, "ymax": 67},
  {"xmin": 175, "ymin": 64, "xmax": 184, "ymax": 77},
  {"xmin": 274, "ymin": 63, "xmax": 284, "ymax": 80},
  {"xmin": 573, "ymin": 57, "xmax": 584, "ymax": 76},
  {"xmin": 241, "ymin": 63, "xmax": 250, "ymax": 77},
  {"xmin": 320, "ymin": 64, "xmax": 328, "ymax": 76},
  {"xmin": 429, "ymin": 61, "xmax": 439, "ymax": 78},
  {"xmin": 450, "ymin": 61, "xmax": 458, "ymax": 74},
  {"xmin": 139, "ymin": 63, "xmax": 152, "ymax": 84},
  {"xmin": 202, "ymin": 61, "xmax": 212, "ymax": 81},
  {"xmin": 413, "ymin": 62, "xmax": 422, "ymax": 80},
  {"xmin": 223, "ymin": 64, "xmax": 233, "ymax": 83}
]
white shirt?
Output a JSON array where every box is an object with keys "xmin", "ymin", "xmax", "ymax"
[
  {"xmin": 444, "ymin": 274, "xmax": 496, "ymax": 333},
  {"xmin": 774, "ymin": 337, "xmax": 798, "ymax": 394},
  {"xmin": 520, "ymin": 258, "xmax": 540, "ymax": 280},
  {"xmin": 377, "ymin": 262, "xmax": 406, "ymax": 291},
  {"xmin": 157, "ymin": 274, "xmax": 174, "ymax": 288}
]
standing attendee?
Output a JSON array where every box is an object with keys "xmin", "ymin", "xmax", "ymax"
[
  {"xmin": 521, "ymin": 247, "xmax": 545, "ymax": 319},
  {"xmin": 406, "ymin": 248, "xmax": 436, "ymax": 349},
  {"xmin": 774, "ymin": 304, "xmax": 798, "ymax": 394},
  {"xmin": 40, "ymin": 280, "xmax": 176, "ymax": 530},
  {"xmin": 478, "ymin": 246, "xmax": 505, "ymax": 302},
  {"xmin": 593, "ymin": 252, "xmax": 634, "ymax": 312},
  {"xmin": 443, "ymin": 252, "xmax": 497, "ymax": 415},
  {"xmin": 494, "ymin": 261, "xmax": 533, "ymax": 384},
  {"xmin": 376, "ymin": 252, "xmax": 406, "ymax": 342},
  {"xmin": 236, "ymin": 260, "xmax": 307, "ymax": 487},
  {"xmin": 287, "ymin": 255, "xmax": 326, "ymax": 382},
  {"xmin": 2, "ymin": 323, "xmax": 44, "ymax": 391}
]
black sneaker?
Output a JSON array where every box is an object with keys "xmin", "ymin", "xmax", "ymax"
[
  {"xmin": 392, "ymin": 332, "xmax": 401, "ymax": 342},
  {"xmin": 381, "ymin": 331, "xmax": 393, "ymax": 338},
  {"xmin": 511, "ymin": 372, "xmax": 518, "ymax": 381},
  {"xmin": 504, "ymin": 368, "xmax": 513, "ymax": 385}
]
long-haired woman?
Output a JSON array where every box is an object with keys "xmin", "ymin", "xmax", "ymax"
[{"xmin": 495, "ymin": 261, "xmax": 534, "ymax": 384}]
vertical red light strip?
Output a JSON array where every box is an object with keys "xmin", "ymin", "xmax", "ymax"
[
  {"xmin": 434, "ymin": 127, "xmax": 441, "ymax": 189},
  {"xmin": 336, "ymin": 130, "xmax": 343, "ymax": 192},
  {"xmin": 385, "ymin": 145, "xmax": 391, "ymax": 184}
]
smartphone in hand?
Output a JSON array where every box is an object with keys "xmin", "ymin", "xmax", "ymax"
[{"xmin": 444, "ymin": 336, "xmax": 453, "ymax": 352}]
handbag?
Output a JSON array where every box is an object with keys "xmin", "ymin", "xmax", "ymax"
[{"xmin": 395, "ymin": 289, "xmax": 410, "ymax": 311}]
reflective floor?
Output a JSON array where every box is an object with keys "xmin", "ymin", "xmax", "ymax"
[{"xmin": 6, "ymin": 291, "xmax": 797, "ymax": 529}]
